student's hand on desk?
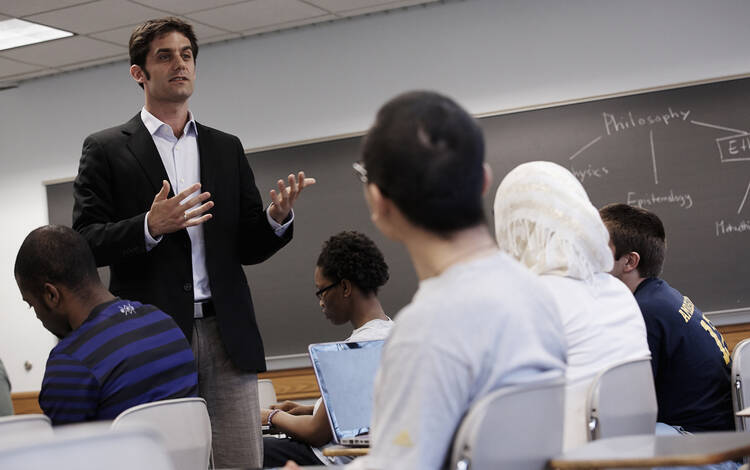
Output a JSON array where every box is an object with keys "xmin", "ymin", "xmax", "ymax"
[
  {"xmin": 261, "ymin": 408, "xmax": 273, "ymax": 425},
  {"xmin": 268, "ymin": 171, "xmax": 316, "ymax": 224},
  {"xmin": 281, "ymin": 461, "xmax": 301, "ymax": 470},
  {"xmin": 270, "ymin": 400, "xmax": 313, "ymax": 415}
]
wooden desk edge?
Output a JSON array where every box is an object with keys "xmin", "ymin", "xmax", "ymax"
[
  {"xmin": 548, "ymin": 443, "xmax": 750, "ymax": 469},
  {"xmin": 322, "ymin": 446, "xmax": 370, "ymax": 457}
]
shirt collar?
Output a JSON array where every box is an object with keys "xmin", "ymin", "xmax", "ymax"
[{"xmin": 140, "ymin": 107, "xmax": 198, "ymax": 138}]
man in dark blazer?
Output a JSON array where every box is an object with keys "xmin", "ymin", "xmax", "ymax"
[{"xmin": 72, "ymin": 17, "xmax": 314, "ymax": 468}]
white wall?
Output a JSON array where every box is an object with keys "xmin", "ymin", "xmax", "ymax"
[{"xmin": 2, "ymin": 0, "xmax": 749, "ymax": 391}]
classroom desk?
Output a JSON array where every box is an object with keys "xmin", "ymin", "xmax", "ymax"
[
  {"xmin": 548, "ymin": 432, "xmax": 750, "ymax": 469},
  {"xmin": 322, "ymin": 445, "xmax": 370, "ymax": 457}
]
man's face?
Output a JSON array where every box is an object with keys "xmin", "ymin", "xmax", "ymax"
[
  {"xmin": 140, "ymin": 31, "xmax": 195, "ymax": 105},
  {"xmin": 314, "ymin": 267, "xmax": 347, "ymax": 325},
  {"xmin": 16, "ymin": 280, "xmax": 70, "ymax": 339}
]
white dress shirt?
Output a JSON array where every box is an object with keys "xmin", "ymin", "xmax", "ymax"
[{"xmin": 140, "ymin": 108, "xmax": 291, "ymax": 302}]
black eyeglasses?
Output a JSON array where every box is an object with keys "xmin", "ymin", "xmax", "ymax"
[
  {"xmin": 352, "ymin": 161, "xmax": 368, "ymax": 184},
  {"xmin": 315, "ymin": 281, "xmax": 340, "ymax": 299}
]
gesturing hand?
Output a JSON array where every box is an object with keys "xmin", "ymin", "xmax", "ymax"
[
  {"xmin": 147, "ymin": 180, "xmax": 214, "ymax": 238},
  {"xmin": 268, "ymin": 171, "xmax": 316, "ymax": 224}
]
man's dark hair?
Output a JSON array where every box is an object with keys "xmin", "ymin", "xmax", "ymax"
[
  {"xmin": 129, "ymin": 17, "xmax": 198, "ymax": 88},
  {"xmin": 362, "ymin": 90, "xmax": 486, "ymax": 236},
  {"xmin": 317, "ymin": 231, "xmax": 389, "ymax": 295},
  {"xmin": 599, "ymin": 203, "xmax": 666, "ymax": 278},
  {"xmin": 14, "ymin": 225, "xmax": 100, "ymax": 297}
]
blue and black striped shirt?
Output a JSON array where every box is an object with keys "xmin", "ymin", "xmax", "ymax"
[{"xmin": 40, "ymin": 299, "xmax": 198, "ymax": 425}]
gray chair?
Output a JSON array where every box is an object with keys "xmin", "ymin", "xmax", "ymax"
[
  {"xmin": 111, "ymin": 397, "xmax": 211, "ymax": 470},
  {"xmin": 586, "ymin": 356, "xmax": 657, "ymax": 441},
  {"xmin": 732, "ymin": 338, "xmax": 750, "ymax": 431},
  {"xmin": 258, "ymin": 378, "xmax": 278, "ymax": 409},
  {"xmin": 0, "ymin": 427, "xmax": 173, "ymax": 470},
  {"xmin": 449, "ymin": 377, "xmax": 565, "ymax": 470},
  {"xmin": 0, "ymin": 414, "xmax": 54, "ymax": 448},
  {"xmin": 0, "ymin": 413, "xmax": 52, "ymax": 435}
]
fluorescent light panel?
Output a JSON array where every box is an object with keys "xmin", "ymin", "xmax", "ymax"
[{"xmin": 0, "ymin": 19, "xmax": 73, "ymax": 51}]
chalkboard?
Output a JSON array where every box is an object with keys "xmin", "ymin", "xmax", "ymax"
[{"xmin": 47, "ymin": 75, "xmax": 750, "ymax": 358}]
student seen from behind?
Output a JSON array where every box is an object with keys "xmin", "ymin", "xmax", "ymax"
[
  {"xmin": 286, "ymin": 90, "xmax": 567, "ymax": 469},
  {"xmin": 600, "ymin": 203, "xmax": 737, "ymax": 470},
  {"xmin": 493, "ymin": 161, "xmax": 650, "ymax": 450}
]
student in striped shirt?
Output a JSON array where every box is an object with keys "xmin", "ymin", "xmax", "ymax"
[{"xmin": 14, "ymin": 225, "xmax": 198, "ymax": 425}]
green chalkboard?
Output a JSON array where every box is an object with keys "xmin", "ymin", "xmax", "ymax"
[{"xmin": 49, "ymin": 76, "xmax": 750, "ymax": 357}]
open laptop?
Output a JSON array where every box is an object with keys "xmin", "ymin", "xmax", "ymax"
[{"xmin": 308, "ymin": 340, "xmax": 385, "ymax": 447}]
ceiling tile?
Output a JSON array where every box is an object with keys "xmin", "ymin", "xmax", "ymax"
[
  {"xmin": 200, "ymin": 32, "xmax": 242, "ymax": 45},
  {"xmin": 128, "ymin": 0, "xmax": 244, "ymax": 15},
  {"xmin": 89, "ymin": 17, "xmax": 228, "ymax": 47},
  {"xmin": 0, "ymin": 56, "xmax": 46, "ymax": 78},
  {"xmin": 187, "ymin": 0, "xmax": 327, "ymax": 33},
  {"xmin": 58, "ymin": 54, "xmax": 125, "ymax": 71},
  {"xmin": 243, "ymin": 13, "xmax": 337, "ymax": 36},
  {"xmin": 304, "ymin": 0, "xmax": 401, "ymax": 14},
  {"xmin": 336, "ymin": 0, "xmax": 438, "ymax": 17},
  {"xmin": 0, "ymin": 0, "xmax": 90, "ymax": 18},
  {"xmin": 1, "ymin": 35, "xmax": 126, "ymax": 67},
  {"xmin": 25, "ymin": 0, "xmax": 167, "ymax": 35}
]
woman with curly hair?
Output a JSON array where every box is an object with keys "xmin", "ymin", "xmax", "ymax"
[{"xmin": 262, "ymin": 231, "xmax": 392, "ymax": 467}]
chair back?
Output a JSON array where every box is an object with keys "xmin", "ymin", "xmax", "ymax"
[
  {"xmin": 732, "ymin": 338, "xmax": 750, "ymax": 431},
  {"xmin": 0, "ymin": 427, "xmax": 173, "ymax": 470},
  {"xmin": 586, "ymin": 357, "xmax": 657, "ymax": 440},
  {"xmin": 111, "ymin": 397, "xmax": 211, "ymax": 470},
  {"xmin": 449, "ymin": 377, "xmax": 565, "ymax": 470},
  {"xmin": 0, "ymin": 413, "xmax": 53, "ymax": 437},
  {"xmin": 258, "ymin": 378, "xmax": 277, "ymax": 409}
]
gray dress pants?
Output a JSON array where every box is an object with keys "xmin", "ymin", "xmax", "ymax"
[{"xmin": 193, "ymin": 316, "xmax": 262, "ymax": 468}]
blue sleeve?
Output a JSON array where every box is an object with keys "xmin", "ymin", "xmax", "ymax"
[{"xmin": 39, "ymin": 353, "xmax": 100, "ymax": 425}]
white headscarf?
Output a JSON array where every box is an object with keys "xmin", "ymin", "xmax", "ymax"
[{"xmin": 493, "ymin": 161, "xmax": 613, "ymax": 280}]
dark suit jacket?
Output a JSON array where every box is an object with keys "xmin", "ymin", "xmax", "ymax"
[{"xmin": 72, "ymin": 114, "xmax": 291, "ymax": 372}]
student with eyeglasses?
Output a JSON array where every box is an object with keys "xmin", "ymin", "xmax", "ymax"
[
  {"xmin": 261, "ymin": 230, "xmax": 392, "ymax": 468},
  {"xmin": 285, "ymin": 91, "xmax": 566, "ymax": 470}
]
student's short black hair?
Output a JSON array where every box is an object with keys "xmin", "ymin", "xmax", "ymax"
[
  {"xmin": 362, "ymin": 90, "xmax": 486, "ymax": 236},
  {"xmin": 599, "ymin": 203, "xmax": 666, "ymax": 278},
  {"xmin": 316, "ymin": 231, "xmax": 389, "ymax": 295},
  {"xmin": 14, "ymin": 225, "xmax": 100, "ymax": 297}
]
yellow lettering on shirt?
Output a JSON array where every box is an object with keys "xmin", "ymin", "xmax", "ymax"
[
  {"xmin": 392, "ymin": 430, "xmax": 414, "ymax": 448},
  {"xmin": 678, "ymin": 296, "xmax": 695, "ymax": 323},
  {"xmin": 700, "ymin": 318, "xmax": 730, "ymax": 365}
]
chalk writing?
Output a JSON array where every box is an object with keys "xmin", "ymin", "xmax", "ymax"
[
  {"xmin": 627, "ymin": 190, "xmax": 693, "ymax": 209},
  {"xmin": 716, "ymin": 133, "xmax": 750, "ymax": 163},
  {"xmin": 570, "ymin": 164, "xmax": 609, "ymax": 183},
  {"xmin": 603, "ymin": 108, "xmax": 691, "ymax": 135},
  {"xmin": 715, "ymin": 219, "xmax": 750, "ymax": 236}
]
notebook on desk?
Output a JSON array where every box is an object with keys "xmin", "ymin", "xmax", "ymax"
[{"xmin": 308, "ymin": 340, "xmax": 385, "ymax": 447}]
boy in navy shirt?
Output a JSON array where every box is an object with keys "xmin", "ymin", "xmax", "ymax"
[{"xmin": 600, "ymin": 204, "xmax": 734, "ymax": 435}]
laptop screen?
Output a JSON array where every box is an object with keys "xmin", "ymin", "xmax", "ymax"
[{"xmin": 308, "ymin": 340, "xmax": 384, "ymax": 443}]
